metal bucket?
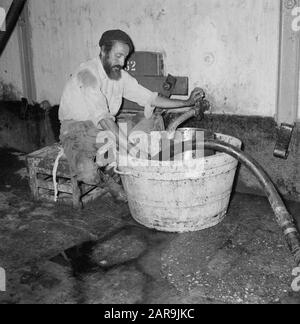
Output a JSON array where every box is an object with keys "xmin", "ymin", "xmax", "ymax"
[{"xmin": 117, "ymin": 132, "xmax": 242, "ymax": 233}]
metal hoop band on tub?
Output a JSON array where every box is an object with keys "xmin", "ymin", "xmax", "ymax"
[{"xmin": 114, "ymin": 166, "xmax": 136, "ymax": 177}]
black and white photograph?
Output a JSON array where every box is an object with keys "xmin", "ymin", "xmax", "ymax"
[{"xmin": 0, "ymin": 0, "xmax": 300, "ymax": 306}]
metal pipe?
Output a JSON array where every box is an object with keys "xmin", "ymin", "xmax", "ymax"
[
  {"xmin": 166, "ymin": 109, "xmax": 197, "ymax": 135},
  {"xmin": 166, "ymin": 95, "xmax": 210, "ymax": 136},
  {"xmin": 0, "ymin": 0, "xmax": 27, "ymax": 57}
]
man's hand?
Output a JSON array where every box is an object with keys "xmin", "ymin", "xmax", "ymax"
[
  {"xmin": 152, "ymin": 87, "xmax": 206, "ymax": 111},
  {"xmin": 188, "ymin": 88, "xmax": 205, "ymax": 107}
]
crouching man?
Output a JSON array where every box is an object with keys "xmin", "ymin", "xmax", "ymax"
[{"xmin": 59, "ymin": 29, "xmax": 203, "ymax": 201}]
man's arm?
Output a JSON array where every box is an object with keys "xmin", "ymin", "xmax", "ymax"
[
  {"xmin": 98, "ymin": 88, "xmax": 206, "ymax": 159},
  {"xmin": 152, "ymin": 88, "xmax": 205, "ymax": 110},
  {"xmin": 122, "ymin": 71, "xmax": 205, "ymax": 112},
  {"xmin": 98, "ymin": 118, "xmax": 133, "ymax": 153}
]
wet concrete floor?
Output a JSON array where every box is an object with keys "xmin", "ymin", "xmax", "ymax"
[{"xmin": 0, "ymin": 149, "xmax": 300, "ymax": 304}]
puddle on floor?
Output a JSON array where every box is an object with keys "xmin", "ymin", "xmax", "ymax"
[{"xmin": 47, "ymin": 225, "xmax": 178, "ymax": 304}]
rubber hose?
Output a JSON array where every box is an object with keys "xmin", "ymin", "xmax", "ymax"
[{"xmin": 157, "ymin": 139, "xmax": 300, "ymax": 266}]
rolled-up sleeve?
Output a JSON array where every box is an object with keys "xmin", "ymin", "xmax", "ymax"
[{"xmin": 122, "ymin": 72, "xmax": 158, "ymax": 119}]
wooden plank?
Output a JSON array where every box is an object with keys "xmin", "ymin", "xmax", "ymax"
[
  {"xmin": 36, "ymin": 179, "xmax": 73, "ymax": 194},
  {"xmin": 37, "ymin": 160, "xmax": 70, "ymax": 176},
  {"xmin": 38, "ymin": 188, "xmax": 56, "ymax": 203},
  {"xmin": 38, "ymin": 188, "xmax": 73, "ymax": 205},
  {"xmin": 82, "ymin": 187, "xmax": 108, "ymax": 204},
  {"xmin": 38, "ymin": 186, "xmax": 106, "ymax": 206},
  {"xmin": 71, "ymin": 176, "xmax": 82, "ymax": 209},
  {"xmin": 57, "ymin": 189, "xmax": 107, "ymax": 205},
  {"xmin": 27, "ymin": 144, "xmax": 61, "ymax": 158},
  {"xmin": 35, "ymin": 167, "xmax": 70, "ymax": 178},
  {"xmin": 27, "ymin": 158, "xmax": 39, "ymax": 200}
]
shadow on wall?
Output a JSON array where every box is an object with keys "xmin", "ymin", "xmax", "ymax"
[{"xmin": 0, "ymin": 100, "xmax": 60, "ymax": 153}]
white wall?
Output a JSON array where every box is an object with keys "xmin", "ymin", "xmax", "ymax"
[
  {"xmin": 1, "ymin": 0, "xmax": 281, "ymax": 117},
  {"xmin": 0, "ymin": 0, "xmax": 23, "ymax": 100}
]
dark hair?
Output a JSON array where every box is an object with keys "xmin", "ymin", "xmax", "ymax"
[
  {"xmin": 99, "ymin": 29, "xmax": 134, "ymax": 54},
  {"xmin": 101, "ymin": 40, "xmax": 115, "ymax": 55}
]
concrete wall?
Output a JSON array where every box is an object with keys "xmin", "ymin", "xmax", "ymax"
[
  {"xmin": 0, "ymin": 102, "xmax": 59, "ymax": 152},
  {"xmin": 1, "ymin": 0, "xmax": 281, "ymax": 117},
  {"xmin": 0, "ymin": 0, "xmax": 24, "ymax": 100}
]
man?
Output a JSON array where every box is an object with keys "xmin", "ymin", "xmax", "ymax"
[{"xmin": 59, "ymin": 29, "xmax": 203, "ymax": 200}]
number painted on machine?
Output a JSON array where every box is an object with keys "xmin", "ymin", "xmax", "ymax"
[
  {"xmin": 291, "ymin": 267, "xmax": 300, "ymax": 292},
  {"xmin": 126, "ymin": 60, "xmax": 137, "ymax": 72},
  {"xmin": 0, "ymin": 7, "xmax": 6, "ymax": 32},
  {"xmin": 291, "ymin": 7, "xmax": 300, "ymax": 32}
]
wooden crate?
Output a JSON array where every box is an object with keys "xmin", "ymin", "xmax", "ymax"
[{"xmin": 26, "ymin": 144, "xmax": 106, "ymax": 208}]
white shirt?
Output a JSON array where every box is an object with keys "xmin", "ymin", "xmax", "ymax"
[{"xmin": 59, "ymin": 57, "xmax": 158, "ymax": 127}]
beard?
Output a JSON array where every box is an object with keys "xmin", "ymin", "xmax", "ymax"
[{"xmin": 102, "ymin": 55, "xmax": 122, "ymax": 81}]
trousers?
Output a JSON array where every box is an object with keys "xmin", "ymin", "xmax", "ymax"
[{"xmin": 59, "ymin": 113, "xmax": 165, "ymax": 184}]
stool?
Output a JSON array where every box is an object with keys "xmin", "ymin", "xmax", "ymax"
[{"xmin": 26, "ymin": 144, "xmax": 106, "ymax": 208}]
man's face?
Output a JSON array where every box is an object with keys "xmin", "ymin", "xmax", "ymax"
[{"xmin": 101, "ymin": 41, "xmax": 130, "ymax": 80}]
